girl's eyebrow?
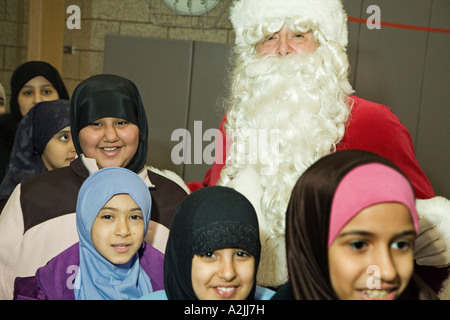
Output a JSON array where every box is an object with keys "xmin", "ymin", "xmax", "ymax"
[
  {"xmin": 21, "ymin": 84, "xmax": 55, "ymax": 89},
  {"xmin": 100, "ymin": 206, "xmax": 142, "ymax": 212},
  {"xmin": 338, "ymin": 230, "xmax": 416, "ymax": 238},
  {"xmin": 338, "ymin": 231, "xmax": 373, "ymax": 238},
  {"xmin": 56, "ymin": 129, "xmax": 71, "ymax": 134}
]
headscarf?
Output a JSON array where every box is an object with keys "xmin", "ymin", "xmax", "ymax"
[
  {"xmin": 70, "ymin": 74, "xmax": 148, "ymax": 173},
  {"xmin": 74, "ymin": 167, "xmax": 153, "ymax": 300},
  {"xmin": 0, "ymin": 100, "xmax": 71, "ymax": 200},
  {"xmin": 10, "ymin": 61, "xmax": 69, "ymax": 122},
  {"xmin": 328, "ymin": 163, "xmax": 419, "ymax": 247},
  {"xmin": 285, "ymin": 149, "xmax": 423, "ymax": 300},
  {"xmin": 164, "ymin": 186, "xmax": 261, "ymax": 300}
]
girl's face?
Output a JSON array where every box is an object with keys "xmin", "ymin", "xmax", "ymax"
[
  {"xmin": 191, "ymin": 248, "xmax": 255, "ymax": 300},
  {"xmin": 41, "ymin": 126, "xmax": 76, "ymax": 170},
  {"xmin": 79, "ymin": 117, "xmax": 140, "ymax": 169},
  {"xmin": 328, "ymin": 203, "xmax": 416, "ymax": 300},
  {"xmin": 18, "ymin": 76, "xmax": 60, "ymax": 116},
  {"xmin": 256, "ymin": 24, "xmax": 319, "ymax": 56},
  {"xmin": 0, "ymin": 92, "xmax": 5, "ymax": 115},
  {"xmin": 91, "ymin": 194, "xmax": 145, "ymax": 265}
]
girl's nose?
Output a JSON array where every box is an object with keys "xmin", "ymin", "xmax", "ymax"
[
  {"xmin": 373, "ymin": 248, "xmax": 398, "ymax": 283},
  {"xmin": 115, "ymin": 220, "xmax": 131, "ymax": 238},
  {"xmin": 103, "ymin": 124, "xmax": 120, "ymax": 142},
  {"xmin": 218, "ymin": 257, "xmax": 237, "ymax": 282}
]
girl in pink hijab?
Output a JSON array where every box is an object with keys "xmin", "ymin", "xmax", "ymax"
[{"xmin": 273, "ymin": 150, "xmax": 437, "ymax": 300}]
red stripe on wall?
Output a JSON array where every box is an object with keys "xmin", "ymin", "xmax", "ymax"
[{"xmin": 348, "ymin": 16, "xmax": 450, "ymax": 34}]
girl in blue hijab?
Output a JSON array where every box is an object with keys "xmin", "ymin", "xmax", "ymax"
[
  {"xmin": 13, "ymin": 167, "xmax": 164, "ymax": 300},
  {"xmin": 74, "ymin": 167, "xmax": 155, "ymax": 300}
]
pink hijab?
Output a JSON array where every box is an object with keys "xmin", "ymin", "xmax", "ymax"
[{"xmin": 328, "ymin": 163, "xmax": 419, "ymax": 248}]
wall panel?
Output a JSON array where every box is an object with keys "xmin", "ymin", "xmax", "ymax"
[
  {"xmin": 416, "ymin": 1, "xmax": 450, "ymax": 198},
  {"xmin": 104, "ymin": 35, "xmax": 193, "ymax": 177}
]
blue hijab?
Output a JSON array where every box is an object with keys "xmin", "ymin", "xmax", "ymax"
[{"xmin": 74, "ymin": 167, "xmax": 153, "ymax": 300}]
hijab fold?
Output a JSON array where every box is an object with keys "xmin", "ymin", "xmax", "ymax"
[{"xmin": 74, "ymin": 167, "xmax": 153, "ymax": 300}]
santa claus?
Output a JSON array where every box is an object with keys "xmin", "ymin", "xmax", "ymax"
[{"xmin": 187, "ymin": 0, "xmax": 450, "ymax": 297}]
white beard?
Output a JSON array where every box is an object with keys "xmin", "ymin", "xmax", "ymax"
[{"xmin": 218, "ymin": 43, "xmax": 353, "ymax": 286}]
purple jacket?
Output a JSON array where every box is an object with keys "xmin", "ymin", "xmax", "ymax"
[{"xmin": 13, "ymin": 243, "xmax": 164, "ymax": 300}]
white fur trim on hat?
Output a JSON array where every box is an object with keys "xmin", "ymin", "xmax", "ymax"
[{"xmin": 230, "ymin": 0, "xmax": 348, "ymax": 48}]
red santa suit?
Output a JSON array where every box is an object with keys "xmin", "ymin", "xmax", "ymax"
[
  {"xmin": 190, "ymin": 96, "xmax": 434, "ymax": 199},
  {"xmin": 187, "ymin": 96, "xmax": 450, "ymax": 294}
]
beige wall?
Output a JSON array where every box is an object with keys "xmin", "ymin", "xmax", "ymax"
[
  {"xmin": 62, "ymin": 0, "xmax": 234, "ymax": 96},
  {"xmin": 0, "ymin": 0, "xmax": 234, "ymax": 99},
  {"xmin": 0, "ymin": 0, "xmax": 27, "ymax": 111}
]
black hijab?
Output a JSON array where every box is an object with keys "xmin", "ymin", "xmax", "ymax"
[
  {"xmin": 0, "ymin": 100, "xmax": 71, "ymax": 201},
  {"xmin": 164, "ymin": 186, "xmax": 261, "ymax": 300},
  {"xmin": 0, "ymin": 61, "xmax": 69, "ymax": 182},
  {"xmin": 10, "ymin": 61, "xmax": 69, "ymax": 122},
  {"xmin": 70, "ymin": 74, "xmax": 148, "ymax": 173}
]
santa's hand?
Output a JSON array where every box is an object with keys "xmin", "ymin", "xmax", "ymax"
[{"xmin": 414, "ymin": 197, "xmax": 450, "ymax": 267}]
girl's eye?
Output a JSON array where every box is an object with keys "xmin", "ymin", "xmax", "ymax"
[
  {"xmin": 392, "ymin": 240, "xmax": 412, "ymax": 251},
  {"xmin": 199, "ymin": 252, "xmax": 216, "ymax": 259},
  {"xmin": 236, "ymin": 251, "xmax": 251, "ymax": 258},
  {"xmin": 90, "ymin": 122, "xmax": 102, "ymax": 127},
  {"xmin": 115, "ymin": 120, "xmax": 129, "ymax": 126},
  {"xmin": 130, "ymin": 214, "xmax": 143, "ymax": 220},
  {"xmin": 43, "ymin": 89, "xmax": 52, "ymax": 95},
  {"xmin": 100, "ymin": 214, "xmax": 114, "ymax": 220},
  {"xmin": 58, "ymin": 134, "xmax": 69, "ymax": 142},
  {"xmin": 349, "ymin": 240, "xmax": 367, "ymax": 251}
]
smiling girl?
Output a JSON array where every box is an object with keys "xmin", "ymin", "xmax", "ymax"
[
  {"xmin": 14, "ymin": 167, "xmax": 164, "ymax": 300},
  {"xmin": 272, "ymin": 150, "xmax": 437, "ymax": 300},
  {"xmin": 141, "ymin": 186, "xmax": 275, "ymax": 300}
]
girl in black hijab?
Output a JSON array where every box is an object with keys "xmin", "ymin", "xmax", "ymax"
[
  {"xmin": 141, "ymin": 186, "xmax": 275, "ymax": 300},
  {"xmin": 0, "ymin": 61, "xmax": 69, "ymax": 182},
  {"xmin": 70, "ymin": 73, "xmax": 148, "ymax": 173},
  {"xmin": 0, "ymin": 100, "xmax": 74, "ymax": 205}
]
